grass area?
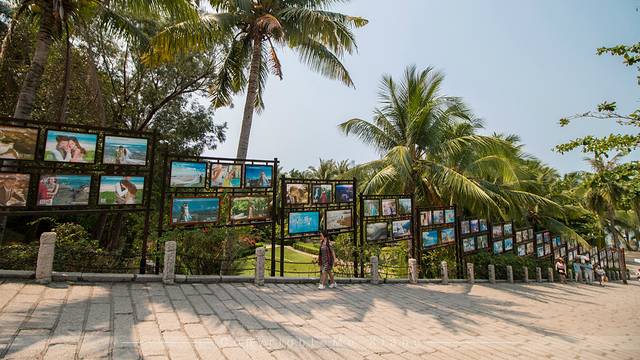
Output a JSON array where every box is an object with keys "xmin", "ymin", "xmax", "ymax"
[{"xmin": 236, "ymin": 246, "xmax": 318, "ymax": 277}]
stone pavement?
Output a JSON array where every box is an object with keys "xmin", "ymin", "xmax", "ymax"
[{"xmin": 0, "ymin": 280, "xmax": 639, "ymax": 359}]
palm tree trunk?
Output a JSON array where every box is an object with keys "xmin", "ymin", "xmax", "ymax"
[
  {"xmin": 608, "ymin": 206, "xmax": 627, "ymax": 284},
  {"xmin": 57, "ymin": 25, "xmax": 71, "ymax": 123},
  {"xmin": 236, "ymin": 36, "xmax": 263, "ymax": 159},
  {"xmin": 13, "ymin": 1, "xmax": 54, "ymax": 119}
]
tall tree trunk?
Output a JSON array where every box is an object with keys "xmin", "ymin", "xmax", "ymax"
[
  {"xmin": 57, "ymin": 25, "xmax": 71, "ymax": 123},
  {"xmin": 236, "ymin": 36, "xmax": 262, "ymax": 159},
  {"xmin": 13, "ymin": 1, "xmax": 54, "ymax": 119},
  {"xmin": 608, "ymin": 206, "xmax": 627, "ymax": 284},
  {"xmin": 0, "ymin": 8, "xmax": 18, "ymax": 64}
]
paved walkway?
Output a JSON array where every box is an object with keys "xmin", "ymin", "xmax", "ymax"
[{"xmin": 0, "ymin": 280, "xmax": 639, "ymax": 359}]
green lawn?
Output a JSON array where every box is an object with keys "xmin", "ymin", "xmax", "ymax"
[{"xmin": 236, "ymin": 246, "xmax": 319, "ymax": 277}]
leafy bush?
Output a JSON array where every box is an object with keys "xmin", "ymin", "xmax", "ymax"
[
  {"xmin": 421, "ymin": 246, "xmax": 458, "ymax": 279},
  {"xmin": 0, "ymin": 244, "xmax": 39, "ymax": 270},
  {"xmin": 466, "ymin": 250, "xmax": 553, "ymax": 280}
]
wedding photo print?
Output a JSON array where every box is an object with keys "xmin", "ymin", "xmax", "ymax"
[
  {"xmin": 0, "ymin": 125, "xmax": 38, "ymax": 160},
  {"xmin": 364, "ymin": 199, "xmax": 380, "ymax": 217},
  {"xmin": 366, "ymin": 222, "xmax": 388, "ymax": 242},
  {"xmin": 312, "ymin": 184, "xmax": 332, "ymax": 204},
  {"xmin": 0, "ymin": 173, "xmax": 30, "ymax": 207},
  {"xmin": 98, "ymin": 176, "xmax": 144, "ymax": 205},
  {"xmin": 244, "ymin": 165, "xmax": 272, "ymax": 188},
  {"xmin": 37, "ymin": 174, "xmax": 91, "ymax": 206},
  {"xmin": 326, "ymin": 209, "xmax": 352, "ymax": 230},
  {"xmin": 103, "ymin": 136, "xmax": 148, "ymax": 165},
  {"xmin": 398, "ymin": 198, "xmax": 412, "ymax": 215},
  {"xmin": 286, "ymin": 183, "xmax": 309, "ymax": 205},
  {"xmin": 335, "ymin": 184, "xmax": 354, "ymax": 203},
  {"xmin": 210, "ymin": 163, "xmax": 242, "ymax": 188},
  {"xmin": 170, "ymin": 161, "xmax": 207, "ymax": 188},
  {"xmin": 171, "ymin": 197, "xmax": 220, "ymax": 225},
  {"xmin": 44, "ymin": 130, "xmax": 97, "ymax": 163},
  {"xmin": 288, "ymin": 211, "xmax": 320, "ymax": 235},
  {"xmin": 231, "ymin": 197, "xmax": 272, "ymax": 222},
  {"xmin": 381, "ymin": 199, "xmax": 396, "ymax": 216}
]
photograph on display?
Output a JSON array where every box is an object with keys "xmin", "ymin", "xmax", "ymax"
[
  {"xmin": 493, "ymin": 241, "xmax": 503, "ymax": 254},
  {"xmin": 244, "ymin": 165, "xmax": 272, "ymax": 188},
  {"xmin": 231, "ymin": 197, "xmax": 272, "ymax": 222},
  {"xmin": 335, "ymin": 184, "xmax": 354, "ymax": 203},
  {"xmin": 420, "ymin": 211, "xmax": 432, "ymax": 226},
  {"xmin": 517, "ymin": 244, "xmax": 526, "ymax": 256},
  {"xmin": 554, "ymin": 236, "xmax": 562, "ymax": 246},
  {"xmin": 492, "ymin": 225, "xmax": 503, "ymax": 238},
  {"xmin": 503, "ymin": 223, "xmax": 513, "ymax": 236},
  {"xmin": 398, "ymin": 198, "xmax": 412, "ymax": 215},
  {"xmin": 560, "ymin": 247, "xmax": 566, "ymax": 257},
  {"xmin": 527, "ymin": 242, "xmax": 534, "ymax": 255},
  {"xmin": 537, "ymin": 245, "xmax": 544, "ymax": 257},
  {"xmin": 543, "ymin": 232, "xmax": 550, "ymax": 242},
  {"xmin": 422, "ymin": 230, "xmax": 438, "ymax": 248},
  {"xmin": 37, "ymin": 175, "xmax": 91, "ymax": 206},
  {"xmin": 103, "ymin": 136, "xmax": 148, "ymax": 165},
  {"xmin": 569, "ymin": 251, "xmax": 575, "ymax": 261},
  {"xmin": 366, "ymin": 222, "xmax": 388, "ymax": 242},
  {"xmin": 286, "ymin": 183, "xmax": 309, "ymax": 205},
  {"xmin": 312, "ymin": 184, "xmax": 332, "ymax": 204},
  {"xmin": 504, "ymin": 238, "xmax": 513, "ymax": 251},
  {"xmin": 288, "ymin": 211, "xmax": 320, "ymax": 234},
  {"xmin": 0, "ymin": 173, "xmax": 30, "ymax": 207},
  {"xmin": 326, "ymin": 209, "xmax": 352, "ymax": 231},
  {"xmin": 171, "ymin": 197, "xmax": 219, "ymax": 225},
  {"xmin": 381, "ymin": 199, "xmax": 397, "ymax": 216},
  {"xmin": 364, "ymin": 199, "xmax": 380, "ymax": 217},
  {"xmin": 477, "ymin": 235, "xmax": 489, "ymax": 249},
  {"xmin": 461, "ymin": 220, "xmax": 470, "ymax": 235},
  {"xmin": 99, "ymin": 176, "xmax": 144, "ymax": 205},
  {"xmin": 210, "ymin": 164, "xmax": 242, "ymax": 188},
  {"xmin": 536, "ymin": 233, "xmax": 543, "ymax": 242},
  {"xmin": 441, "ymin": 227, "xmax": 455, "ymax": 243},
  {"xmin": 479, "ymin": 219, "xmax": 488, "ymax": 232},
  {"xmin": 392, "ymin": 219, "xmax": 411, "ymax": 238},
  {"xmin": 528, "ymin": 228, "xmax": 534, "ymax": 239},
  {"xmin": 170, "ymin": 161, "xmax": 206, "ymax": 188},
  {"xmin": 0, "ymin": 126, "xmax": 38, "ymax": 160},
  {"xmin": 463, "ymin": 237, "xmax": 475, "ymax": 253},
  {"xmin": 470, "ymin": 219, "xmax": 479, "ymax": 233},
  {"xmin": 444, "ymin": 209, "xmax": 455, "ymax": 223},
  {"xmin": 516, "ymin": 231, "xmax": 523, "ymax": 243},
  {"xmin": 544, "ymin": 244, "xmax": 551, "ymax": 255},
  {"xmin": 432, "ymin": 210, "xmax": 444, "ymax": 224},
  {"xmin": 44, "ymin": 130, "xmax": 97, "ymax": 163}
]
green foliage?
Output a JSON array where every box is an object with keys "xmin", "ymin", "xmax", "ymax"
[
  {"xmin": 0, "ymin": 243, "xmax": 39, "ymax": 270},
  {"xmin": 421, "ymin": 246, "xmax": 457, "ymax": 279},
  {"xmin": 467, "ymin": 250, "xmax": 552, "ymax": 280}
]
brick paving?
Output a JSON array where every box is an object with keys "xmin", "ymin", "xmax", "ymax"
[{"xmin": 0, "ymin": 280, "xmax": 638, "ymax": 359}]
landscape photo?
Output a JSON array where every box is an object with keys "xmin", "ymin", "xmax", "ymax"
[
  {"xmin": 444, "ymin": 209, "xmax": 455, "ymax": 223},
  {"xmin": 422, "ymin": 230, "xmax": 438, "ymax": 248},
  {"xmin": 312, "ymin": 184, "xmax": 332, "ymax": 204},
  {"xmin": 492, "ymin": 225, "xmax": 503, "ymax": 238},
  {"xmin": 364, "ymin": 199, "xmax": 380, "ymax": 217},
  {"xmin": 504, "ymin": 238, "xmax": 514, "ymax": 251},
  {"xmin": 103, "ymin": 136, "xmax": 148, "ymax": 165},
  {"xmin": 286, "ymin": 183, "xmax": 309, "ymax": 205},
  {"xmin": 335, "ymin": 184, "xmax": 354, "ymax": 203},
  {"xmin": 537, "ymin": 245, "xmax": 544, "ymax": 257},
  {"xmin": 398, "ymin": 198, "xmax": 412, "ymax": 215},
  {"xmin": 479, "ymin": 219, "xmax": 488, "ymax": 232},
  {"xmin": 288, "ymin": 211, "xmax": 320, "ymax": 235},
  {"xmin": 37, "ymin": 174, "xmax": 91, "ymax": 206},
  {"xmin": 99, "ymin": 176, "xmax": 144, "ymax": 205},
  {"xmin": 432, "ymin": 210, "xmax": 444, "ymax": 224},
  {"xmin": 366, "ymin": 222, "xmax": 388, "ymax": 242},
  {"xmin": 44, "ymin": 130, "xmax": 97, "ymax": 163},
  {"xmin": 493, "ymin": 241, "xmax": 503, "ymax": 254},
  {"xmin": 171, "ymin": 197, "xmax": 220, "ymax": 225},
  {"xmin": 516, "ymin": 231, "xmax": 523, "ymax": 243},
  {"xmin": 420, "ymin": 211, "xmax": 431, "ymax": 226},
  {"xmin": 441, "ymin": 227, "xmax": 455, "ymax": 243},
  {"xmin": 170, "ymin": 161, "xmax": 207, "ymax": 188},
  {"xmin": 210, "ymin": 163, "xmax": 242, "ymax": 188},
  {"xmin": 0, "ymin": 125, "xmax": 38, "ymax": 160},
  {"xmin": 381, "ymin": 199, "xmax": 397, "ymax": 216},
  {"xmin": 536, "ymin": 233, "xmax": 543, "ymax": 242},
  {"xmin": 0, "ymin": 173, "xmax": 30, "ymax": 207},
  {"xmin": 231, "ymin": 197, "xmax": 272, "ymax": 222},
  {"xmin": 392, "ymin": 219, "xmax": 411, "ymax": 238},
  {"xmin": 463, "ymin": 237, "xmax": 476, "ymax": 253},
  {"xmin": 244, "ymin": 165, "xmax": 273, "ymax": 188},
  {"xmin": 326, "ymin": 209, "xmax": 352, "ymax": 230},
  {"xmin": 477, "ymin": 235, "xmax": 489, "ymax": 249}
]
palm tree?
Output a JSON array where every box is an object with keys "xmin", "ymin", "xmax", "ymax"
[
  {"xmin": 306, "ymin": 158, "xmax": 337, "ymax": 180},
  {"xmin": 146, "ymin": 0, "xmax": 367, "ymax": 159}
]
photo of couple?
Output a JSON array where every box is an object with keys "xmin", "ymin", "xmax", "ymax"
[
  {"xmin": 171, "ymin": 197, "xmax": 220, "ymax": 225},
  {"xmin": 44, "ymin": 130, "xmax": 97, "ymax": 163},
  {"xmin": 99, "ymin": 176, "xmax": 144, "ymax": 205},
  {"xmin": 103, "ymin": 136, "xmax": 148, "ymax": 165}
]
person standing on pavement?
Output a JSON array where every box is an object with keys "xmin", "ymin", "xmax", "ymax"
[
  {"xmin": 573, "ymin": 260, "xmax": 582, "ymax": 282},
  {"xmin": 595, "ymin": 264, "xmax": 606, "ymax": 286},
  {"xmin": 555, "ymin": 258, "xmax": 567, "ymax": 284},
  {"xmin": 584, "ymin": 260, "xmax": 594, "ymax": 285},
  {"xmin": 318, "ymin": 230, "xmax": 337, "ymax": 290}
]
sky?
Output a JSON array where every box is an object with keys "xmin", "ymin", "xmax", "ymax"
[{"xmin": 203, "ymin": 0, "xmax": 640, "ymax": 174}]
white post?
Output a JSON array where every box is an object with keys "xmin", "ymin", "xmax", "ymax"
[
  {"xmin": 255, "ymin": 247, "xmax": 265, "ymax": 286},
  {"xmin": 523, "ymin": 267, "xmax": 529, "ymax": 283},
  {"xmin": 408, "ymin": 258, "xmax": 418, "ymax": 284},
  {"xmin": 467, "ymin": 263, "xmax": 475, "ymax": 284},
  {"xmin": 536, "ymin": 267, "xmax": 542, "ymax": 283},
  {"xmin": 371, "ymin": 256, "xmax": 379, "ymax": 285},
  {"xmin": 35, "ymin": 232, "xmax": 56, "ymax": 284},
  {"xmin": 547, "ymin": 267, "xmax": 554, "ymax": 283},
  {"xmin": 162, "ymin": 241, "xmax": 177, "ymax": 284},
  {"xmin": 506, "ymin": 265, "xmax": 514, "ymax": 284},
  {"xmin": 441, "ymin": 261, "xmax": 449, "ymax": 285},
  {"xmin": 488, "ymin": 264, "xmax": 496, "ymax": 284}
]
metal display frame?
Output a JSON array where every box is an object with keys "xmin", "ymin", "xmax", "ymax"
[
  {"xmin": 514, "ymin": 227, "xmax": 535, "ymax": 257},
  {"xmin": 534, "ymin": 229, "xmax": 553, "ymax": 258},
  {"xmin": 489, "ymin": 221, "xmax": 515, "ymax": 255},
  {"xmin": 459, "ymin": 217, "xmax": 490, "ymax": 255},
  {"xmin": 416, "ymin": 205, "xmax": 459, "ymax": 276}
]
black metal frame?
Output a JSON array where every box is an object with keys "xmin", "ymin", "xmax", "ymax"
[
  {"xmin": 489, "ymin": 221, "xmax": 515, "ymax": 255},
  {"xmin": 415, "ymin": 205, "xmax": 459, "ymax": 276},
  {"xmin": 459, "ymin": 217, "xmax": 491, "ymax": 256},
  {"xmin": 534, "ymin": 229, "xmax": 553, "ymax": 258},
  {"xmin": 514, "ymin": 227, "xmax": 535, "ymax": 257}
]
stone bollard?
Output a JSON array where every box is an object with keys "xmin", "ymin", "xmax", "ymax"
[
  {"xmin": 568, "ymin": 269, "xmax": 574, "ymax": 282},
  {"xmin": 506, "ymin": 265, "xmax": 514, "ymax": 284},
  {"xmin": 408, "ymin": 258, "xmax": 418, "ymax": 284},
  {"xmin": 35, "ymin": 232, "xmax": 56, "ymax": 284},
  {"xmin": 523, "ymin": 267, "xmax": 529, "ymax": 283},
  {"xmin": 371, "ymin": 256, "xmax": 379, "ymax": 285},
  {"xmin": 162, "ymin": 241, "xmax": 177, "ymax": 284},
  {"xmin": 536, "ymin": 267, "xmax": 542, "ymax": 283},
  {"xmin": 548, "ymin": 268, "xmax": 554, "ymax": 283},
  {"xmin": 441, "ymin": 261, "xmax": 449, "ymax": 285},
  {"xmin": 488, "ymin": 264, "xmax": 496, "ymax": 284},
  {"xmin": 467, "ymin": 263, "xmax": 475, "ymax": 284},
  {"xmin": 255, "ymin": 247, "xmax": 265, "ymax": 286}
]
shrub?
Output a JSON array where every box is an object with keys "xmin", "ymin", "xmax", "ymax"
[
  {"xmin": 421, "ymin": 246, "xmax": 457, "ymax": 279},
  {"xmin": 466, "ymin": 250, "xmax": 553, "ymax": 280}
]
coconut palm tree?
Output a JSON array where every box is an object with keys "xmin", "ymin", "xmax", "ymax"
[
  {"xmin": 146, "ymin": 0, "xmax": 367, "ymax": 159},
  {"xmin": 306, "ymin": 158, "xmax": 337, "ymax": 180}
]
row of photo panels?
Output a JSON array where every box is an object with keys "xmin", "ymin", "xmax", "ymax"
[
  {"xmin": 0, "ymin": 125, "xmax": 149, "ymax": 165},
  {"xmin": 365, "ymin": 219, "xmax": 412, "ymax": 243},
  {"xmin": 286, "ymin": 183, "xmax": 354, "ymax": 205},
  {"xmin": 363, "ymin": 198, "xmax": 412, "ymax": 217},
  {"xmin": 517, "ymin": 242, "xmax": 536, "ymax": 256},
  {"xmin": 170, "ymin": 196, "xmax": 273, "ymax": 226},
  {"xmin": 0, "ymin": 173, "xmax": 145, "ymax": 207},
  {"xmin": 490, "ymin": 223, "xmax": 513, "ymax": 238},
  {"xmin": 462, "ymin": 235, "xmax": 489, "ymax": 253},
  {"xmin": 419, "ymin": 208, "xmax": 456, "ymax": 226},
  {"xmin": 492, "ymin": 237, "xmax": 514, "ymax": 254},
  {"xmin": 421, "ymin": 226, "xmax": 456, "ymax": 249},
  {"xmin": 170, "ymin": 161, "xmax": 273, "ymax": 189},
  {"xmin": 516, "ymin": 228, "xmax": 535, "ymax": 243},
  {"xmin": 287, "ymin": 209, "xmax": 354, "ymax": 235},
  {"xmin": 460, "ymin": 218, "xmax": 489, "ymax": 235}
]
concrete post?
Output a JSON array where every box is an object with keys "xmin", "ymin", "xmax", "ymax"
[
  {"xmin": 162, "ymin": 241, "xmax": 177, "ymax": 284},
  {"xmin": 408, "ymin": 258, "xmax": 418, "ymax": 284},
  {"xmin": 255, "ymin": 247, "xmax": 265, "ymax": 286},
  {"xmin": 440, "ymin": 261, "xmax": 449, "ymax": 285},
  {"xmin": 467, "ymin": 263, "xmax": 475, "ymax": 284},
  {"xmin": 371, "ymin": 256, "xmax": 379, "ymax": 285},
  {"xmin": 548, "ymin": 268, "xmax": 554, "ymax": 283},
  {"xmin": 523, "ymin": 267, "xmax": 529, "ymax": 283},
  {"xmin": 536, "ymin": 267, "xmax": 542, "ymax": 283},
  {"xmin": 488, "ymin": 264, "xmax": 496, "ymax": 284},
  {"xmin": 506, "ymin": 265, "xmax": 514, "ymax": 284},
  {"xmin": 35, "ymin": 232, "xmax": 56, "ymax": 284}
]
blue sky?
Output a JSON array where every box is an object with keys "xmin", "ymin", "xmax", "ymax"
[{"xmin": 203, "ymin": 0, "xmax": 640, "ymax": 174}]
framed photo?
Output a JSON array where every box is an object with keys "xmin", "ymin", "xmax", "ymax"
[
  {"xmin": 244, "ymin": 165, "xmax": 273, "ymax": 188},
  {"xmin": 312, "ymin": 184, "xmax": 332, "ymax": 204},
  {"xmin": 381, "ymin": 199, "xmax": 397, "ymax": 216},
  {"xmin": 503, "ymin": 223, "xmax": 513, "ymax": 237},
  {"xmin": 98, "ymin": 176, "xmax": 144, "ymax": 205},
  {"xmin": 516, "ymin": 231, "xmax": 523, "ymax": 243},
  {"xmin": 477, "ymin": 235, "xmax": 489, "ymax": 249},
  {"xmin": 528, "ymin": 228, "xmax": 534, "ymax": 239},
  {"xmin": 103, "ymin": 135, "xmax": 148, "ymax": 165},
  {"xmin": 432, "ymin": 210, "xmax": 444, "ymax": 224},
  {"xmin": 326, "ymin": 209, "xmax": 352, "ymax": 231},
  {"xmin": 537, "ymin": 245, "xmax": 544, "ymax": 257},
  {"xmin": 543, "ymin": 232, "xmax": 550, "ymax": 243},
  {"xmin": 569, "ymin": 251, "xmax": 575, "ymax": 261},
  {"xmin": 444, "ymin": 209, "xmax": 455, "ymax": 224},
  {"xmin": 170, "ymin": 161, "xmax": 206, "ymax": 188},
  {"xmin": 286, "ymin": 183, "xmax": 309, "ymax": 205},
  {"xmin": 0, "ymin": 125, "xmax": 38, "ymax": 160},
  {"xmin": 37, "ymin": 174, "xmax": 91, "ymax": 206},
  {"xmin": 470, "ymin": 219, "xmax": 479, "ymax": 233},
  {"xmin": 398, "ymin": 198, "xmax": 412, "ymax": 215},
  {"xmin": 493, "ymin": 241, "xmax": 503, "ymax": 254},
  {"xmin": 0, "ymin": 173, "xmax": 30, "ymax": 207},
  {"xmin": 517, "ymin": 244, "xmax": 526, "ymax": 256},
  {"xmin": 171, "ymin": 197, "xmax": 220, "ymax": 225},
  {"xmin": 44, "ymin": 130, "xmax": 97, "ymax": 163},
  {"xmin": 544, "ymin": 244, "xmax": 551, "ymax": 255},
  {"xmin": 554, "ymin": 236, "xmax": 562, "ymax": 246},
  {"xmin": 335, "ymin": 184, "xmax": 354, "ymax": 203},
  {"xmin": 288, "ymin": 211, "xmax": 320, "ymax": 235},
  {"xmin": 492, "ymin": 224, "xmax": 503, "ymax": 238},
  {"xmin": 536, "ymin": 233, "xmax": 543, "ymax": 243},
  {"xmin": 560, "ymin": 247, "xmax": 566, "ymax": 257},
  {"xmin": 366, "ymin": 222, "xmax": 388, "ymax": 242},
  {"xmin": 231, "ymin": 197, "xmax": 272, "ymax": 222},
  {"xmin": 479, "ymin": 219, "xmax": 488, "ymax": 232},
  {"xmin": 210, "ymin": 164, "xmax": 242, "ymax": 188},
  {"xmin": 392, "ymin": 219, "xmax": 411, "ymax": 238},
  {"xmin": 441, "ymin": 227, "xmax": 455, "ymax": 243},
  {"xmin": 461, "ymin": 220, "xmax": 470, "ymax": 235},
  {"xmin": 422, "ymin": 229, "xmax": 438, "ymax": 248},
  {"xmin": 364, "ymin": 199, "xmax": 380, "ymax": 217},
  {"xmin": 420, "ymin": 211, "xmax": 432, "ymax": 226},
  {"xmin": 504, "ymin": 238, "xmax": 513, "ymax": 251},
  {"xmin": 526, "ymin": 242, "xmax": 534, "ymax": 255},
  {"xmin": 463, "ymin": 237, "xmax": 475, "ymax": 252}
]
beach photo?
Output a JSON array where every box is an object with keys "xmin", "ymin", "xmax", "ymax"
[
  {"xmin": 381, "ymin": 199, "xmax": 396, "ymax": 216},
  {"xmin": 470, "ymin": 219, "xmax": 479, "ymax": 233},
  {"xmin": 493, "ymin": 241, "xmax": 503, "ymax": 254},
  {"xmin": 0, "ymin": 125, "xmax": 38, "ymax": 160},
  {"xmin": 312, "ymin": 184, "xmax": 332, "ymax": 204},
  {"xmin": 335, "ymin": 184, "xmax": 354, "ymax": 203},
  {"xmin": 231, "ymin": 197, "xmax": 272, "ymax": 222},
  {"xmin": 463, "ymin": 237, "xmax": 475, "ymax": 253},
  {"xmin": 37, "ymin": 174, "xmax": 91, "ymax": 206},
  {"xmin": 432, "ymin": 210, "xmax": 444, "ymax": 224},
  {"xmin": 44, "ymin": 130, "xmax": 97, "ymax": 163},
  {"xmin": 244, "ymin": 165, "xmax": 272, "ymax": 188},
  {"xmin": 422, "ymin": 230, "xmax": 438, "ymax": 248},
  {"xmin": 518, "ymin": 244, "xmax": 526, "ymax": 256},
  {"xmin": 210, "ymin": 164, "xmax": 242, "ymax": 188},
  {"xmin": 171, "ymin": 197, "xmax": 219, "ymax": 225},
  {"xmin": 536, "ymin": 233, "xmax": 543, "ymax": 242},
  {"xmin": 366, "ymin": 222, "xmax": 388, "ymax": 242},
  {"xmin": 477, "ymin": 235, "xmax": 488, "ymax": 249},
  {"xmin": 326, "ymin": 209, "xmax": 352, "ymax": 230},
  {"xmin": 170, "ymin": 161, "xmax": 207, "ymax": 188},
  {"xmin": 103, "ymin": 136, "xmax": 148, "ymax": 165},
  {"xmin": 537, "ymin": 245, "xmax": 544, "ymax": 257},
  {"xmin": 398, "ymin": 198, "xmax": 412, "ymax": 215},
  {"xmin": 286, "ymin": 183, "xmax": 309, "ymax": 205},
  {"xmin": 444, "ymin": 209, "xmax": 455, "ymax": 223},
  {"xmin": 461, "ymin": 220, "xmax": 470, "ymax": 235},
  {"xmin": 504, "ymin": 238, "xmax": 513, "ymax": 251},
  {"xmin": 420, "ymin": 211, "xmax": 431, "ymax": 226},
  {"xmin": 98, "ymin": 176, "xmax": 144, "ymax": 205},
  {"xmin": 527, "ymin": 242, "xmax": 534, "ymax": 255},
  {"xmin": 441, "ymin": 227, "xmax": 455, "ymax": 243},
  {"xmin": 503, "ymin": 223, "xmax": 513, "ymax": 236},
  {"xmin": 516, "ymin": 231, "xmax": 523, "ymax": 243},
  {"xmin": 480, "ymin": 219, "xmax": 488, "ymax": 232},
  {"xmin": 288, "ymin": 211, "xmax": 320, "ymax": 235},
  {"xmin": 364, "ymin": 199, "xmax": 380, "ymax": 217},
  {"xmin": 0, "ymin": 173, "xmax": 30, "ymax": 207},
  {"xmin": 492, "ymin": 225, "xmax": 503, "ymax": 238},
  {"xmin": 392, "ymin": 219, "xmax": 411, "ymax": 238}
]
